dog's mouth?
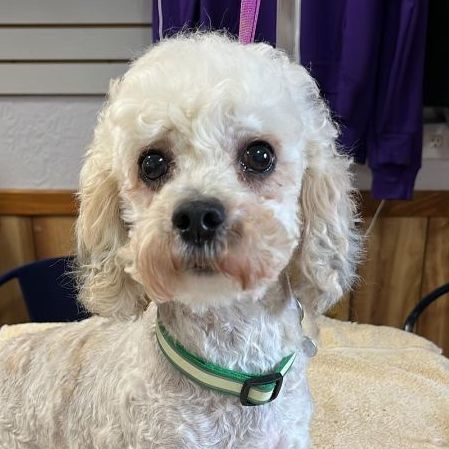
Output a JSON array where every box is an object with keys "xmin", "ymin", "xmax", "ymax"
[
  {"xmin": 178, "ymin": 242, "xmax": 224, "ymax": 276},
  {"xmin": 188, "ymin": 261, "xmax": 217, "ymax": 275}
]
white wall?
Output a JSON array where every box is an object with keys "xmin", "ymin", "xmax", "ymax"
[{"xmin": 0, "ymin": 97, "xmax": 103, "ymax": 189}]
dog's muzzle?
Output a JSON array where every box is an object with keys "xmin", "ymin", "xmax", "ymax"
[{"xmin": 172, "ymin": 198, "xmax": 225, "ymax": 246}]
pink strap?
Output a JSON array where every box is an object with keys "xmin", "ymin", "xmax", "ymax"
[{"xmin": 238, "ymin": 0, "xmax": 261, "ymax": 44}]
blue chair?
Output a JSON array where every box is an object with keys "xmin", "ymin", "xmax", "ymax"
[{"xmin": 0, "ymin": 256, "xmax": 89, "ymax": 323}]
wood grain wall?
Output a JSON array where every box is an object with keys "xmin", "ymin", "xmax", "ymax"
[
  {"xmin": 0, "ymin": 215, "xmax": 76, "ymax": 324},
  {"xmin": 0, "ymin": 217, "xmax": 35, "ymax": 323},
  {"xmin": 1, "ymin": 190, "xmax": 448, "ymax": 355},
  {"xmin": 0, "ymin": 191, "xmax": 77, "ymax": 324},
  {"xmin": 351, "ymin": 193, "xmax": 449, "ymax": 355}
]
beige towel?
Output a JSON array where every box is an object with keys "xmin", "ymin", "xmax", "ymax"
[
  {"xmin": 310, "ymin": 317, "xmax": 449, "ymax": 449},
  {"xmin": 1, "ymin": 319, "xmax": 448, "ymax": 448}
]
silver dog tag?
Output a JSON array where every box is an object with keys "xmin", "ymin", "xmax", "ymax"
[
  {"xmin": 294, "ymin": 297, "xmax": 304, "ymax": 323},
  {"xmin": 302, "ymin": 336, "xmax": 317, "ymax": 358},
  {"xmin": 293, "ymin": 296, "xmax": 317, "ymax": 357}
]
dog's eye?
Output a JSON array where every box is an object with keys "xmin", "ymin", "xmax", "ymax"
[
  {"xmin": 240, "ymin": 141, "xmax": 276, "ymax": 174},
  {"xmin": 139, "ymin": 151, "xmax": 169, "ymax": 182}
]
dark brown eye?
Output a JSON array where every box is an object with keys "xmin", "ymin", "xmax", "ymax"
[
  {"xmin": 240, "ymin": 141, "xmax": 276, "ymax": 174},
  {"xmin": 139, "ymin": 151, "xmax": 169, "ymax": 182}
]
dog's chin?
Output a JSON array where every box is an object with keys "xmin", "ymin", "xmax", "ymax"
[
  {"xmin": 172, "ymin": 270, "xmax": 268, "ymax": 308},
  {"xmin": 188, "ymin": 263, "xmax": 216, "ymax": 276}
]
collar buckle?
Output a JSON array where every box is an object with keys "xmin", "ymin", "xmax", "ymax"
[{"xmin": 240, "ymin": 372, "xmax": 284, "ymax": 406}]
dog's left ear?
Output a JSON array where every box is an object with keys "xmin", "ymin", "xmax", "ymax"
[{"xmin": 286, "ymin": 65, "xmax": 362, "ymax": 314}]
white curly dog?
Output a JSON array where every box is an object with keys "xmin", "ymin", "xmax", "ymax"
[{"xmin": 0, "ymin": 33, "xmax": 360, "ymax": 449}]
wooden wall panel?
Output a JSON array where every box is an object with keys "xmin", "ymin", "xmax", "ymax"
[
  {"xmin": 328, "ymin": 294, "xmax": 350, "ymax": 321},
  {"xmin": 32, "ymin": 216, "xmax": 76, "ymax": 260},
  {"xmin": 351, "ymin": 218, "xmax": 428, "ymax": 328},
  {"xmin": 0, "ymin": 216, "xmax": 35, "ymax": 324},
  {"xmin": 0, "ymin": 190, "xmax": 77, "ymax": 216},
  {"xmin": 361, "ymin": 191, "xmax": 449, "ymax": 217},
  {"xmin": 417, "ymin": 218, "xmax": 449, "ymax": 355}
]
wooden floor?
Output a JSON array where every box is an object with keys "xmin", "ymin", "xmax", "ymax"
[{"xmin": 1, "ymin": 190, "xmax": 448, "ymax": 355}]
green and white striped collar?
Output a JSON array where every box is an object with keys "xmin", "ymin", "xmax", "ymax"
[{"xmin": 156, "ymin": 318, "xmax": 296, "ymax": 406}]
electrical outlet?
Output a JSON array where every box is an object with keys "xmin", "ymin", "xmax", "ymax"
[{"xmin": 423, "ymin": 123, "xmax": 449, "ymax": 159}]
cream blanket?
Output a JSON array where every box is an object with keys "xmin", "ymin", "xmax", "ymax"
[{"xmin": 1, "ymin": 318, "xmax": 448, "ymax": 449}]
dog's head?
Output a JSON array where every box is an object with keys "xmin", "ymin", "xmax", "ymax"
[{"xmin": 76, "ymin": 33, "xmax": 360, "ymax": 318}]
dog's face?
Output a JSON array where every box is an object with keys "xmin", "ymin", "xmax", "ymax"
[{"xmin": 77, "ymin": 34, "xmax": 359, "ymax": 317}]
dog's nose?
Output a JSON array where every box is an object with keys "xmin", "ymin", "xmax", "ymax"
[{"xmin": 172, "ymin": 199, "xmax": 225, "ymax": 245}]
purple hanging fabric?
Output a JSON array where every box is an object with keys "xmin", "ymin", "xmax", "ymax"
[
  {"xmin": 238, "ymin": 0, "xmax": 261, "ymax": 44},
  {"xmin": 152, "ymin": 0, "xmax": 276, "ymax": 46},
  {"xmin": 300, "ymin": 0, "xmax": 429, "ymax": 200}
]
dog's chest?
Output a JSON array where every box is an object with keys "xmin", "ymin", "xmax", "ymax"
[
  {"xmin": 147, "ymin": 397, "xmax": 306, "ymax": 449},
  {"xmin": 136, "ymin": 363, "xmax": 312, "ymax": 449}
]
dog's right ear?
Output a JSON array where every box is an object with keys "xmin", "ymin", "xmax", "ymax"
[{"xmin": 76, "ymin": 91, "xmax": 147, "ymax": 318}]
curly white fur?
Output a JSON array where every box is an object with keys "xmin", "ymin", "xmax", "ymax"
[{"xmin": 0, "ymin": 33, "xmax": 360, "ymax": 449}]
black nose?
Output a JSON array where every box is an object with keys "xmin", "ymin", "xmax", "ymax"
[{"xmin": 172, "ymin": 199, "xmax": 225, "ymax": 246}]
